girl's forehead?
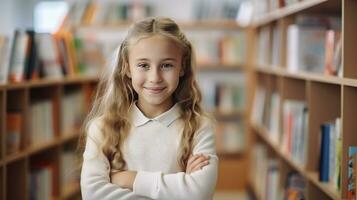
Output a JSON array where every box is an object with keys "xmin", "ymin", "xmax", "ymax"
[
  {"xmin": 129, "ymin": 34, "xmax": 181, "ymax": 49},
  {"xmin": 128, "ymin": 35, "xmax": 183, "ymax": 58}
]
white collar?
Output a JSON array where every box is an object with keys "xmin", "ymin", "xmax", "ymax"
[{"xmin": 131, "ymin": 103, "xmax": 181, "ymax": 127}]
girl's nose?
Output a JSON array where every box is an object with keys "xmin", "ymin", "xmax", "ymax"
[{"xmin": 149, "ymin": 68, "xmax": 163, "ymax": 83}]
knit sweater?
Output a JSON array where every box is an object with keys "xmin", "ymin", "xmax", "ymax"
[{"xmin": 80, "ymin": 103, "xmax": 218, "ymax": 200}]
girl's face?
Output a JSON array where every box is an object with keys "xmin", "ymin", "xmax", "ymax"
[{"xmin": 128, "ymin": 35, "xmax": 184, "ymax": 116}]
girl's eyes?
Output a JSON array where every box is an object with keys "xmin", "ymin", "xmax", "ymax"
[
  {"xmin": 161, "ymin": 63, "xmax": 174, "ymax": 69},
  {"xmin": 137, "ymin": 63, "xmax": 149, "ymax": 69},
  {"xmin": 136, "ymin": 63, "xmax": 174, "ymax": 70}
]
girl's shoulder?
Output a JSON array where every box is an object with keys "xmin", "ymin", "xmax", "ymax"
[
  {"xmin": 195, "ymin": 114, "xmax": 216, "ymax": 135},
  {"xmin": 199, "ymin": 114, "xmax": 216, "ymax": 129},
  {"xmin": 86, "ymin": 117, "xmax": 105, "ymax": 142}
]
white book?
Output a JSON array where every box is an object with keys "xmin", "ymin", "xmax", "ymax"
[
  {"xmin": 8, "ymin": 30, "xmax": 28, "ymax": 82},
  {"xmin": 287, "ymin": 24, "xmax": 299, "ymax": 72},
  {"xmin": 287, "ymin": 24, "xmax": 327, "ymax": 73},
  {"xmin": 35, "ymin": 34, "xmax": 63, "ymax": 79},
  {"xmin": 269, "ymin": 92, "xmax": 281, "ymax": 144},
  {"xmin": 0, "ymin": 36, "xmax": 11, "ymax": 84}
]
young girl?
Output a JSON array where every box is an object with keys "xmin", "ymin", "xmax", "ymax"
[{"xmin": 80, "ymin": 17, "xmax": 218, "ymax": 200}]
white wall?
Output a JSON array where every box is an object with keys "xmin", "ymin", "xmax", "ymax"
[{"xmin": 0, "ymin": 0, "xmax": 41, "ymax": 35}]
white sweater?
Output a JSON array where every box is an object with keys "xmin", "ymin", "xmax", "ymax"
[{"xmin": 80, "ymin": 103, "xmax": 218, "ymax": 200}]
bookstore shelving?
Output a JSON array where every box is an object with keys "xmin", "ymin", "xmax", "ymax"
[
  {"xmin": 0, "ymin": 76, "xmax": 98, "ymax": 200},
  {"xmin": 249, "ymin": 0, "xmax": 357, "ymax": 199}
]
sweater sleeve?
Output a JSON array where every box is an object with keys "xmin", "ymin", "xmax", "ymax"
[
  {"xmin": 80, "ymin": 119, "xmax": 150, "ymax": 200},
  {"xmin": 132, "ymin": 118, "xmax": 218, "ymax": 200}
]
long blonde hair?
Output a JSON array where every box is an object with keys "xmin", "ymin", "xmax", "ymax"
[{"xmin": 80, "ymin": 17, "xmax": 207, "ymax": 171}]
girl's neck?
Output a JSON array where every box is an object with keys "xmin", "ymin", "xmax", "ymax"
[{"xmin": 136, "ymin": 99, "xmax": 174, "ymax": 118}]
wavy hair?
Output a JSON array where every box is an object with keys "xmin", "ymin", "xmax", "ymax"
[{"xmin": 79, "ymin": 17, "xmax": 208, "ymax": 171}]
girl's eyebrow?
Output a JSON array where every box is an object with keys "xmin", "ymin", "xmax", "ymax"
[
  {"xmin": 135, "ymin": 58, "xmax": 178, "ymax": 62},
  {"xmin": 161, "ymin": 58, "xmax": 177, "ymax": 62}
]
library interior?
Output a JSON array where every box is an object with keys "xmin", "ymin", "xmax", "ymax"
[{"xmin": 0, "ymin": 0, "xmax": 356, "ymax": 199}]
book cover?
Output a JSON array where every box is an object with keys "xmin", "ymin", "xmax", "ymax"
[
  {"xmin": 35, "ymin": 33, "xmax": 63, "ymax": 79},
  {"xmin": 348, "ymin": 146, "xmax": 357, "ymax": 199},
  {"xmin": 8, "ymin": 29, "xmax": 29, "ymax": 82},
  {"xmin": 6, "ymin": 112, "xmax": 22, "ymax": 154},
  {"xmin": 0, "ymin": 36, "xmax": 11, "ymax": 84},
  {"xmin": 319, "ymin": 124, "xmax": 330, "ymax": 182}
]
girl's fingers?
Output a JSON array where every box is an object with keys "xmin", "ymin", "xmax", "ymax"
[
  {"xmin": 190, "ymin": 155, "xmax": 209, "ymax": 169},
  {"xmin": 190, "ymin": 160, "xmax": 210, "ymax": 173},
  {"xmin": 187, "ymin": 155, "xmax": 210, "ymax": 173},
  {"xmin": 186, "ymin": 154, "xmax": 202, "ymax": 171}
]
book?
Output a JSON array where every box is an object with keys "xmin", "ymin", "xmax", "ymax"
[
  {"xmin": 35, "ymin": 33, "xmax": 63, "ymax": 79},
  {"xmin": 0, "ymin": 36, "xmax": 11, "ymax": 84},
  {"xmin": 324, "ymin": 29, "xmax": 341, "ymax": 76},
  {"xmin": 281, "ymin": 100, "xmax": 308, "ymax": 166},
  {"xmin": 24, "ymin": 30, "xmax": 39, "ymax": 80},
  {"xmin": 348, "ymin": 146, "xmax": 357, "ymax": 199},
  {"xmin": 216, "ymin": 121, "xmax": 245, "ymax": 153},
  {"xmin": 6, "ymin": 112, "xmax": 22, "ymax": 154},
  {"xmin": 8, "ymin": 29, "xmax": 29, "ymax": 82},
  {"xmin": 284, "ymin": 171, "xmax": 306, "ymax": 200},
  {"xmin": 319, "ymin": 123, "xmax": 330, "ymax": 182},
  {"xmin": 287, "ymin": 24, "xmax": 327, "ymax": 73}
]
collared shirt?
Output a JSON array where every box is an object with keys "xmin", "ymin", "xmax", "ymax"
[{"xmin": 80, "ymin": 103, "xmax": 218, "ymax": 200}]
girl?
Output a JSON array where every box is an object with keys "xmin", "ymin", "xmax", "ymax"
[{"xmin": 80, "ymin": 17, "xmax": 218, "ymax": 200}]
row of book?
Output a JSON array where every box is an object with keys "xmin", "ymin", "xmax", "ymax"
[
  {"xmin": 319, "ymin": 118, "xmax": 342, "ymax": 192},
  {"xmin": 216, "ymin": 121, "xmax": 245, "ymax": 153},
  {"xmin": 190, "ymin": 32, "xmax": 246, "ymax": 65},
  {"xmin": 62, "ymin": 0, "xmax": 242, "ymax": 28},
  {"xmin": 29, "ymin": 147, "xmax": 79, "ymax": 200},
  {"xmin": 5, "ymin": 91, "xmax": 85, "ymax": 155},
  {"xmin": 61, "ymin": 90, "xmax": 85, "ymax": 135},
  {"xmin": 250, "ymin": 144, "xmax": 306, "ymax": 200},
  {"xmin": 30, "ymin": 163, "xmax": 55, "ymax": 200},
  {"xmin": 252, "ymin": 88, "xmax": 309, "ymax": 167},
  {"xmin": 257, "ymin": 14, "xmax": 342, "ymax": 77},
  {"xmin": 61, "ymin": 144, "xmax": 80, "ymax": 192},
  {"xmin": 30, "ymin": 100, "xmax": 56, "ymax": 146},
  {"xmin": 62, "ymin": 1, "xmax": 153, "ymax": 27},
  {"xmin": 193, "ymin": 0, "xmax": 240, "ymax": 21},
  {"xmin": 251, "ymin": 86, "xmax": 345, "ymax": 191},
  {"xmin": 200, "ymin": 79, "xmax": 245, "ymax": 113},
  {"xmin": 0, "ymin": 30, "xmax": 100, "ymax": 84}
]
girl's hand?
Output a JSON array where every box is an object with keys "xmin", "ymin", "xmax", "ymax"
[
  {"xmin": 111, "ymin": 171, "xmax": 137, "ymax": 190},
  {"xmin": 186, "ymin": 154, "xmax": 210, "ymax": 174}
]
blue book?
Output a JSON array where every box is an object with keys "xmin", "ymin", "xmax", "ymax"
[{"xmin": 319, "ymin": 124, "xmax": 330, "ymax": 182}]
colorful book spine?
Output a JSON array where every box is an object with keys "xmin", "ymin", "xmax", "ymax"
[
  {"xmin": 319, "ymin": 124, "xmax": 330, "ymax": 182},
  {"xmin": 348, "ymin": 146, "xmax": 357, "ymax": 199}
]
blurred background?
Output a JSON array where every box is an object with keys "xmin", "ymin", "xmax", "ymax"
[{"xmin": 0, "ymin": 0, "xmax": 353, "ymax": 200}]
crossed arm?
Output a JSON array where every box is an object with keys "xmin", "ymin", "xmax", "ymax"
[
  {"xmin": 81, "ymin": 119, "xmax": 218, "ymax": 200},
  {"xmin": 110, "ymin": 154, "xmax": 211, "ymax": 190}
]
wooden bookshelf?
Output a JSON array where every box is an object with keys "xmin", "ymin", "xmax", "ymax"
[
  {"xmin": 197, "ymin": 63, "xmax": 246, "ymax": 71},
  {"xmin": 249, "ymin": 0, "xmax": 357, "ymax": 199},
  {"xmin": 252, "ymin": 123, "xmax": 341, "ymax": 200},
  {"xmin": 252, "ymin": 0, "xmax": 340, "ymax": 27},
  {"xmin": 0, "ymin": 77, "xmax": 97, "ymax": 200}
]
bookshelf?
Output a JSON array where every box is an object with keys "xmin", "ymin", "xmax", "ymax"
[
  {"xmin": 249, "ymin": 0, "xmax": 357, "ymax": 199},
  {"xmin": 0, "ymin": 77, "xmax": 98, "ymax": 200}
]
